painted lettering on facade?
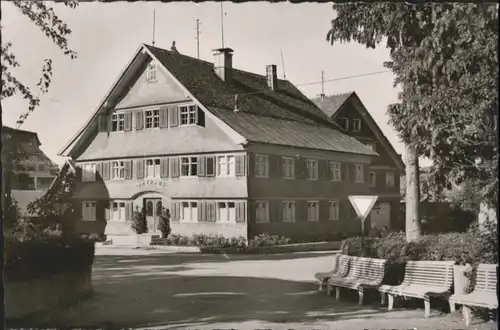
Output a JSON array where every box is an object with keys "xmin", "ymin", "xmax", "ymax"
[{"xmin": 137, "ymin": 178, "xmax": 167, "ymax": 188}]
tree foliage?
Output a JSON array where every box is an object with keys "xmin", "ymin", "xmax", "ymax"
[
  {"xmin": 1, "ymin": 0, "xmax": 78, "ymax": 125},
  {"xmin": 327, "ymin": 3, "xmax": 498, "ymax": 207}
]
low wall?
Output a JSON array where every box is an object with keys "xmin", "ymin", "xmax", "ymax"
[
  {"xmin": 171, "ymin": 222, "xmax": 247, "ymax": 239},
  {"xmin": 5, "ymin": 267, "xmax": 93, "ymax": 320}
]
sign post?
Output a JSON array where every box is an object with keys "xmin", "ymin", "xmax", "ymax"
[{"xmin": 348, "ymin": 195, "xmax": 378, "ymax": 256}]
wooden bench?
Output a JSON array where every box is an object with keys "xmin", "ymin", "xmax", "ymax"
[
  {"xmin": 326, "ymin": 256, "xmax": 387, "ymax": 305},
  {"xmin": 449, "ymin": 264, "xmax": 498, "ymax": 327},
  {"xmin": 379, "ymin": 260, "xmax": 455, "ymax": 318},
  {"xmin": 315, "ymin": 254, "xmax": 351, "ymax": 292}
]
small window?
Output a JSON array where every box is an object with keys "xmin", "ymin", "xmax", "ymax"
[
  {"xmin": 282, "ymin": 157, "xmax": 295, "ymax": 179},
  {"xmin": 179, "ymin": 105, "xmax": 198, "ymax": 126},
  {"xmin": 307, "ymin": 201, "xmax": 319, "ymax": 221},
  {"xmin": 82, "ymin": 163, "xmax": 97, "ymax": 182},
  {"xmin": 340, "ymin": 117, "xmax": 349, "ymax": 131},
  {"xmin": 282, "ymin": 201, "xmax": 295, "ymax": 223},
  {"xmin": 386, "ymin": 172, "xmax": 395, "ymax": 187},
  {"xmin": 365, "ymin": 143, "xmax": 376, "ymax": 151},
  {"xmin": 329, "ymin": 161, "xmax": 341, "ymax": 182},
  {"xmin": 354, "ymin": 164, "xmax": 364, "ymax": 183},
  {"xmin": 145, "ymin": 110, "xmax": 160, "ymax": 128},
  {"xmin": 255, "ymin": 154, "xmax": 269, "ymax": 178},
  {"xmin": 353, "ymin": 119, "xmax": 361, "ymax": 132},
  {"xmin": 82, "ymin": 201, "xmax": 97, "ymax": 221},
  {"xmin": 255, "ymin": 201, "xmax": 269, "ymax": 223},
  {"xmin": 217, "ymin": 155, "xmax": 235, "ymax": 177},
  {"xmin": 112, "ymin": 161, "xmax": 125, "ymax": 180},
  {"xmin": 306, "ymin": 159, "xmax": 318, "ymax": 180},
  {"xmin": 181, "ymin": 201, "xmax": 198, "ymax": 221},
  {"xmin": 112, "ymin": 202, "xmax": 126, "ymax": 221},
  {"xmin": 180, "ymin": 157, "xmax": 198, "ymax": 177},
  {"xmin": 111, "ymin": 113, "xmax": 125, "ymax": 131},
  {"xmin": 146, "ymin": 62, "xmax": 157, "ymax": 82},
  {"xmin": 369, "ymin": 172, "xmax": 376, "ymax": 187},
  {"xmin": 329, "ymin": 200, "xmax": 340, "ymax": 221},
  {"xmin": 146, "ymin": 159, "xmax": 161, "ymax": 178}
]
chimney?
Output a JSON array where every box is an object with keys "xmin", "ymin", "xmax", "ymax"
[
  {"xmin": 266, "ymin": 64, "xmax": 278, "ymax": 91},
  {"xmin": 213, "ymin": 48, "xmax": 234, "ymax": 81}
]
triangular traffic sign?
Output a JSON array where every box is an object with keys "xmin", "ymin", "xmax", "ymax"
[{"xmin": 348, "ymin": 195, "xmax": 378, "ymax": 222}]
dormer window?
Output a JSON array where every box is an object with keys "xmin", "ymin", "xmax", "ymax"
[
  {"xmin": 180, "ymin": 105, "xmax": 198, "ymax": 126},
  {"xmin": 111, "ymin": 113, "xmax": 125, "ymax": 131},
  {"xmin": 353, "ymin": 119, "xmax": 361, "ymax": 132},
  {"xmin": 340, "ymin": 117, "xmax": 349, "ymax": 131},
  {"xmin": 145, "ymin": 110, "xmax": 160, "ymax": 128},
  {"xmin": 146, "ymin": 62, "xmax": 157, "ymax": 83}
]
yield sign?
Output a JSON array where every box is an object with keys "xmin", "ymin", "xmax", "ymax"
[{"xmin": 348, "ymin": 195, "xmax": 378, "ymax": 222}]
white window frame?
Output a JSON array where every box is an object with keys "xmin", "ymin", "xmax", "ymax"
[
  {"xmin": 111, "ymin": 201, "xmax": 126, "ymax": 222},
  {"xmin": 179, "ymin": 105, "xmax": 198, "ymax": 126},
  {"xmin": 111, "ymin": 113, "xmax": 125, "ymax": 132},
  {"xmin": 82, "ymin": 201, "xmax": 97, "ymax": 221},
  {"xmin": 146, "ymin": 158, "xmax": 161, "ymax": 178},
  {"xmin": 181, "ymin": 201, "xmax": 198, "ymax": 222},
  {"xmin": 255, "ymin": 154, "xmax": 269, "ymax": 178},
  {"xmin": 282, "ymin": 157, "xmax": 295, "ymax": 179},
  {"xmin": 145, "ymin": 109, "xmax": 160, "ymax": 129},
  {"xmin": 282, "ymin": 201, "xmax": 296, "ymax": 223},
  {"xmin": 112, "ymin": 161, "xmax": 125, "ymax": 180},
  {"xmin": 353, "ymin": 118, "xmax": 361, "ymax": 132},
  {"xmin": 354, "ymin": 164, "xmax": 364, "ymax": 183},
  {"xmin": 217, "ymin": 155, "xmax": 236, "ymax": 177},
  {"xmin": 217, "ymin": 201, "xmax": 236, "ymax": 222},
  {"xmin": 82, "ymin": 163, "xmax": 97, "ymax": 182},
  {"xmin": 306, "ymin": 159, "xmax": 318, "ymax": 180},
  {"xmin": 180, "ymin": 157, "xmax": 198, "ymax": 177},
  {"xmin": 340, "ymin": 117, "xmax": 349, "ymax": 131},
  {"xmin": 307, "ymin": 200, "xmax": 319, "ymax": 222},
  {"xmin": 369, "ymin": 172, "xmax": 376, "ymax": 187},
  {"xmin": 386, "ymin": 172, "xmax": 395, "ymax": 187},
  {"xmin": 329, "ymin": 161, "xmax": 341, "ymax": 182},
  {"xmin": 146, "ymin": 62, "xmax": 157, "ymax": 82},
  {"xmin": 329, "ymin": 200, "xmax": 340, "ymax": 221},
  {"xmin": 365, "ymin": 143, "xmax": 376, "ymax": 151},
  {"xmin": 255, "ymin": 201, "xmax": 270, "ymax": 223}
]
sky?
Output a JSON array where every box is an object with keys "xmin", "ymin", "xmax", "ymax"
[{"xmin": 2, "ymin": 1, "xmax": 417, "ymax": 166}]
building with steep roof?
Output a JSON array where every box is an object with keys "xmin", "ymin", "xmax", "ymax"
[{"xmin": 59, "ymin": 44, "xmax": 379, "ymax": 244}]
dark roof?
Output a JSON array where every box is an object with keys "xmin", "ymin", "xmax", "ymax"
[
  {"xmin": 312, "ymin": 92, "xmax": 353, "ymax": 118},
  {"xmin": 2, "ymin": 126, "xmax": 41, "ymax": 147},
  {"xmin": 144, "ymin": 45, "xmax": 376, "ymax": 156}
]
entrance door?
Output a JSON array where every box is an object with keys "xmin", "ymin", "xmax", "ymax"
[
  {"xmin": 370, "ymin": 202, "xmax": 391, "ymax": 229},
  {"xmin": 144, "ymin": 198, "xmax": 162, "ymax": 233}
]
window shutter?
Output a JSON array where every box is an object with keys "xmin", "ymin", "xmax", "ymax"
[
  {"xmin": 95, "ymin": 162, "xmax": 102, "ymax": 181},
  {"xmin": 197, "ymin": 156, "xmax": 206, "ymax": 177},
  {"xmin": 159, "ymin": 107, "xmax": 169, "ymax": 128},
  {"xmin": 171, "ymin": 201, "xmax": 180, "ymax": 221},
  {"xmin": 319, "ymin": 200, "xmax": 329, "ymax": 222},
  {"xmin": 197, "ymin": 108, "xmax": 205, "ymax": 127},
  {"xmin": 124, "ymin": 112, "xmax": 132, "ymax": 131},
  {"xmin": 169, "ymin": 106, "xmax": 179, "ymax": 127},
  {"xmin": 351, "ymin": 164, "xmax": 357, "ymax": 182},
  {"xmin": 273, "ymin": 200, "xmax": 283, "ymax": 223},
  {"xmin": 235, "ymin": 154, "xmax": 246, "ymax": 176},
  {"xmin": 247, "ymin": 153, "xmax": 255, "ymax": 176},
  {"xmin": 295, "ymin": 200, "xmax": 305, "ymax": 222},
  {"xmin": 342, "ymin": 162, "xmax": 350, "ymax": 182},
  {"xmin": 318, "ymin": 160, "xmax": 326, "ymax": 180},
  {"xmin": 171, "ymin": 157, "xmax": 180, "ymax": 178},
  {"xmin": 104, "ymin": 201, "xmax": 110, "ymax": 221},
  {"xmin": 207, "ymin": 202, "xmax": 216, "ymax": 222},
  {"xmin": 364, "ymin": 164, "xmax": 370, "ymax": 183},
  {"xmin": 98, "ymin": 115, "xmax": 109, "ymax": 132},
  {"xmin": 268, "ymin": 155, "xmax": 279, "ymax": 178},
  {"xmin": 206, "ymin": 156, "xmax": 215, "ymax": 177},
  {"xmin": 125, "ymin": 201, "xmax": 133, "ymax": 221},
  {"xmin": 135, "ymin": 111, "xmax": 144, "ymax": 130},
  {"xmin": 136, "ymin": 159, "xmax": 144, "ymax": 179},
  {"xmin": 102, "ymin": 161, "xmax": 111, "ymax": 180},
  {"xmin": 125, "ymin": 160, "xmax": 133, "ymax": 179},
  {"xmin": 96, "ymin": 201, "xmax": 105, "ymax": 221},
  {"xmin": 235, "ymin": 201, "xmax": 246, "ymax": 223},
  {"xmin": 75, "ymin": 164, "xmax": 83, "ymax": 182},
  {"xmin": 198, "ymin": 201, "xmax": 205, "ymax": 222},
  {"xmin": 160, "ymin": 157, "xmax": 169, "ymax": 178}
]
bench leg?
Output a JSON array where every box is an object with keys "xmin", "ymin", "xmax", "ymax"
[
  {"xmin": 449, "ymin": 300, "xmax": 456, "ymax": 313},
  {"xmin": 380, "ymin": 292, "xmax": 386, "ymax": 305},
  {"xmin": 424, "ymin": 296, "xmax": 431, "ymax": 318},
  {"xmin": 462, "ymin": 306, "xmax": 471, "ymax": 327},
  {"xmin": 388, "ymin": 294, "xmax": 395, "ymax": 311},
  {"xmin": 335, "ymin": 287, "xmax": 341, "ymax": 301},
  {"xmin": 358, "ymin": 288, "xmax": 364, "ymax": 305}
]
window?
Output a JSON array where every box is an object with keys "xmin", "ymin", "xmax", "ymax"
[
  {"xmin": 282, "ymin": 157, "xmax": 295, "ymax": 179},
  {"xmin": 329, "ymin": 161, "xmax": 341, "ymax": 182},
  {"xmin": 217, "ymin": 155, "xmax": 235, "ymax": 177},
  {"xmin": 340, "ymin": 117, "xmax": 349, "ymax": 130},
  {"xmin": 112, "ymin": 202, "xmax": 126, "ymax": 221},
  {"xmin": 181, "ymin": 157, "xmax": 198, "ymax": 177},
  {"xmin": 218, "ymin": 202, "xmax": 236, "ymax": 222},
  {"xmin": 146, "ymin": 159, "xmax": 161, "ymax": 178},
  {"xmin": 146, "ymin": 62, "xmax": 157, "ymax": 82},
  {"xmin": 255, "ymin": 154, "xmax": 269, "ymax": 178},
  {"xmin": 306, "ymin": 159, "xmax": 318, "ymax": 180},
  {"xmin": 354, "ymin": 164, "xmax": 364, "ymax": 183},
  {"xmin": 386, "ymin": 172, "xmax": 395, "ymax": 187},
  {"xmin": 145, "ymin": 110, "xmax": 160, "ymax": 128},
  {"xmin": 329, "ymin": 200, "xmax": 340, "ymax": 221},
  {"xmin": 82, "ymin": 163, "xmax": 96, "ymax": 182},
  {"xmin": 307, "ymin": 201, "xmax": 319, "ymax": 221},
  {"xmin": 282, "ymin": 201, "xmax": 295, "ymax": 223},
  {"xmin": 38, "ymin": 164, "xmax": 45, "ymax": 172},
  {"xmin": 82, "ymin": 201, "xmax": 97, "ymax": 221},
  {"xmin": 111, "ymin": 113, "xmax": 125, "ymax": 131},
  {"xmin": 255, "ymin": 201, "xmax": 269, "ymax": 223},
  {"xmin": 180, "ymin": 105, "xmax": 198, "ymax": 125},
  {"xmin": 37, "ymin": 177, "xmax": 54, "ymax": 190},
  {"xmin": 369, "ymin": 172, "xmax": 376, "ymax": 187},
  {"xmin": 353, "ymin": 119, "xmax": 361, "ymax": 132},
  {"xmin": 181, "ymin": 201, "xmax": 198, "ymax": 221},
  {"xmin": 112, "ymin": 161, "xmax": 125, "ymax": 179},
  {"xmin": 365, "ymin": 143, "xmax": 376, "ymax": 151}
]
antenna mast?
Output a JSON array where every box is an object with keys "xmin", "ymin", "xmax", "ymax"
[
  {"xmin": 318, "ymin": 70, "xmax": 326, "ymax": 98},
  {"xmin": 195, "ymin": 19, "xmax": 201, "ymax": 58},
  {"xmin": 152, "ymin": 8, "xmax": 156, "ymax": 46},
  {"xmin": 220, "ymin": 3, "xmax": 225, "ymax": 48},
  {"xmin": 280, "ymin": 49, "xmax": 287, "ymax": 80}
]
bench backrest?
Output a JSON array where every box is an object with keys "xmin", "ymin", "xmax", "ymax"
[
  {"xmin": 348, "ymin": 256, "xmax": 387, "ymax": 281},
  {"xmin": 330, "ymin": 253, "xmax": 341, "ymax": 273},
  {"xmin": 401, "ymin": 260, "xmax": 455, "ymax": 288},
  {"xmin": 473, "ymin": 263, "xmax": 497, "ymax": 294},
  {"xmin": 336, "ymin": 254, "xmax": 351, "ymax": 277}
]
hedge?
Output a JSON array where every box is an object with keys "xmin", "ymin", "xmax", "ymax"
[{"xmin": 151, "ymin": 233, "xmax": 291, "ymax": 249}]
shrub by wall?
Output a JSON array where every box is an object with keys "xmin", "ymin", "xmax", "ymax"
[{"xmin": 152, "ymin": 233, "xmax": 292, "ymax": 249}]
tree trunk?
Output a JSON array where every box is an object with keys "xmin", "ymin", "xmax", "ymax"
[{"xmin": 405, "ymin": 145, "xmax": 421, "ymax": 242}]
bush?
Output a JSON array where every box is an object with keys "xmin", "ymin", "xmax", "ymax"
[
  {"xmin": 131, "ymin": 207, "xmax": 148, "ymax": 234},
  {"xmin": 248, "ymin": 233, "xmax": 291, "ymax": 247},
  {"xmin": 158, "ymin": 233, "xmax": 247, "ymax": 248},
  {"xmin": 157, "ymin": 208, "xmax": 171, "ymax": 239}
]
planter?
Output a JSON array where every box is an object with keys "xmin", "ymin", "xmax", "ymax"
[{"xmin": 454, "ymin": 264, "xmax": 473, "ymax": 295}]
